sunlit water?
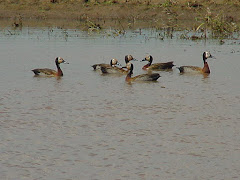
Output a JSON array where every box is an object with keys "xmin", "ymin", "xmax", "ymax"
[{"xmin": 1, "ymin": 27, "xmax": 240, "ymax": 180}]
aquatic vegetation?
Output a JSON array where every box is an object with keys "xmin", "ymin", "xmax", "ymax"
[
  {"xmin": 194, "ymin": 8, "xmax": 240, "ymax": 38},
  {"xmin": 86, "ymin": 20, "xmax": 102, "ymax": 33},
  {"xmin": 1, "ymin": 0, "xmax": 240, "ymax": 39},
  {"xmin": 210, "ymin": 15, "xmax": 238, "ymax": 37}
]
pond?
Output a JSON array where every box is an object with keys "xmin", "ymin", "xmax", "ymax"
[{"xmin": 1, "ymin": 26, "xmax": 240, "ymax": 179}]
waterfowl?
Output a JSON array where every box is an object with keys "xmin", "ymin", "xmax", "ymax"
[
  {"xmin": 177, "ymin": 51, "xmax": 215, "ymax": 74},
  {"xmin": 92, "ymin": 58, "xmax": 121, "ymax": 71},
  {"xmin": 141, "ymin": 55, "xmax": 175, "ymax": 70},
  {"xmin": 125, "ymin": 62, "xmax": 160, "ymax": 82},
  {"xmin": 100, "ymin": 55, "xmax": 137, "ymax": 74},
  {"xmin": 32, "ymin": 57, "xmax": 69, "ymax": 76},
  {"xmin": 100, "ymin": 65, "xmax": 128, "ymax": 74}
]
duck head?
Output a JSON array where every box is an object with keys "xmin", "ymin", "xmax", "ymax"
[
  {"xmin": 125, "ymin": 55, "xmax": 137, "ymax": 64},
  {"xmin": 55, "ymin": 57, "xmax": 69, "ymax": 64},
  {"xmin": 110, "ymin": 58, "xmax": 121, "ymax": 67},
  {"xmin": 141, "ymin": 55, "xmax": 153, "ymax": 65},
  {"xmin": 203, "ymin": 52, "xmax": 215, "ymax": 62}
]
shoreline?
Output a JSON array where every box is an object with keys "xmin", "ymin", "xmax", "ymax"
[{"xmin": 0, "ymin": 1, "xmax": 240, "ymax": 37}]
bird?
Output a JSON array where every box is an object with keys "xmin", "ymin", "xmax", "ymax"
[
  {"xmin": 125, "ymin": 62, "xmax": 160, "ymax": 82},
  {"xmin": 177, "ymin": 51, "xmax": 215, "ymax": 74},
  {"xmin": 99, "ymin": 55, "xmax": 137, "ymax": 74},
  {"xmin": 32, "ymin": 57, "xmax": 69, "ymax": 76},
  {"xmin": 141, "ymin": 55, "xmax": 175, "ymax": 70},
  {"xmin": 100, "ymin": 65, "xmax": 128, "ymax": 74},
  {"xmin": 92, "ymin": 58, "xmax": 121, "ymax": 71}
]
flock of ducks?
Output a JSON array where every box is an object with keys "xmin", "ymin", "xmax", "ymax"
[{"xmin": 32, "ymin": 51, "xmax": 215, "ymax": 82}]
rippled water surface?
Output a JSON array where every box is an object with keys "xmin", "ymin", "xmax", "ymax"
[{"xmin": 1, "ymin": 27, "xmax": 240, "ymax": 180}]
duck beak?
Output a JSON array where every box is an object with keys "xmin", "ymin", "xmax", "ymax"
[
  {"xmin": 62, "ymin": 60, "xmax": 69, "ymax": 64},
  {"xmin": 117, "ymin": 62, "xmax": 122, "ymax": 66},
  {"xmin": 141, "ymin": 58, "xmax": 147, "ymax": 62},
  {"xmin": 132, "ymin": 58, "xmax": 138, "ymax": 61},
  {"xmin": 210, "ymin": 55, "xmax": 216, "ymax": 59}
]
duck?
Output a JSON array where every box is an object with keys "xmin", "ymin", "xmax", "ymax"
[
  {"xmin": 141, "ymin": 55, "xmax": 175, "ymax": 70},
  {"xmin": 100, "ymin": 55, "xmax": 137, "ymax": 74},
  {"xmin": 32, "ymin": 57, "xmax": 69, "ymax": 76},
  {"xmin": 125, "ymin": 62, "xmax": 160, "ymax": 82},
  {"xmin": 100, "ymin": 65, "xmax": 128, "ymax": 74},
  {"xmin": 177, "ymin": 51, "xmax": 215, "ymax": 74},
  {"xmin": 92, "ymin": 58, "xmax": 121, "ymax": 71}
]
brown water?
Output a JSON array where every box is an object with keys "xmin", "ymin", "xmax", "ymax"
[{"xmin": 1, "ymin": 27, "xmax": 240, "ymax": 180}]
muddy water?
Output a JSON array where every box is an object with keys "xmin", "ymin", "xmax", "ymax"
[{"xmin": 1, "ymin": 27, "xmax": 240, "ymax": 180}]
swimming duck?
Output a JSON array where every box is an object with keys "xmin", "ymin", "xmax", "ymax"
[
  {"xmin": 32, "ymin": 57, "xmax": 69, "ymax": 76},
  {"xmin": 125, "ymin": 62, "xmax": 160, "ymax": 82},
  {"xmin": 141, "ymin": 55, "xmax": 175, "ymax": 70},
  {"xmin": 100, "ymin": 65, "xmax": 128, "ymax": 74},
  {"xmin": 177, "ymin": 51, "xmax": 215, "ymax": 74},
  {"xmin": 100, "ymin": 55, "xmax": 137, "ymax": 74},
  {"xmin": 92, "ymin": 58, "xmax": 121, "ymax": 71}
]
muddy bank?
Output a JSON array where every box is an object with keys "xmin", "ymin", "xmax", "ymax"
[{"xmin": 1, "ymin": 0, "xmax": 240, "ymax": 36}]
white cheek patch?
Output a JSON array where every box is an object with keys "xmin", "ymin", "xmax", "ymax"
[
  {"xmin": 112, "ymin": 59, "xmax": 118, "ymax": 65},
  {"xmin": 144, "ymin": 56, "xmax": 149, "ymax": 61},
  {"xmin": 205, "ymin": 52, "xmax": 210, "ymax": 58},
  {"xmin": 58, "ymin": 58, "xmax": 64, "ymax": 63}
]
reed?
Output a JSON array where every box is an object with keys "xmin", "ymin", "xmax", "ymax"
[
  {"xmin": 1, "ymin": 0, "xmax": 240, "ymax": 38},
  {"xmin": 194, "ymin": 8, "xmax": 239, "ymax": 38}
]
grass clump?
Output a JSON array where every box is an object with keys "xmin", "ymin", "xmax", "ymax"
[
  {"xmin": 195, "ymin": 8, "xmax": 239, "ymax": 38},
  {"xmin": 161, "ymin": 0, "xmax": 175, "ymax": 7},
  {"xmin": 103, "ymin": 0, "xmax": 118, "ymax": 5},
  {"xmin": 210, "ymin": 15, "xmax": 238, "ymax": 36}
]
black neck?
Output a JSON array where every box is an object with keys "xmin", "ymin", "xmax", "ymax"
[
  {"xmin": 55, "ymin": 58, "xmax": 63, "ymax": 76},
  {"xmin": 148, "ymin": 56, "xmax": 153, "ymax": 65},
  {"xmin": 125, "ymin": 55, "xmax": 130, "ymax": 64},
  {"xmin": 127, "ymin": 69, "xmax": 133, "ymax": 77},
  {"xmin": 127, "ymin": 63, "xmax": 133, "ymax": 77},
  {"xmin": 203, "ymin": 53, "xmax": 207, "ymax": 63},
  {"xmin": 56, "ymin": 61, "xmax": 60, "ymax": 69}
]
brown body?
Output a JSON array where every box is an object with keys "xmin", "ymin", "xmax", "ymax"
[
  {"xmin": 92, "ymin": 58, "xmax": 121, "ymax": 71},
  {"xmin": 99, "ymin": 55, "xmax": 137, "ymax": 74},
  {"xmin": 142, "ymin": 55, "xmax": 175, "ymax": 70},
  {"xmin": 32, "ymin": 57, "xmax": 68, "ymax": 76},
  {"xmin": 92, "ymin": 63, "xmax": 111, "ymax": 70},
  {"xmin": 101, "ymin": 66, "xmax": 128, "ymax": 74},
  {"xmin": 177, "ymin": 52, "xmax": 214, "ymax": 74},
  {"xmin": 125, "ymin": 63, "xmax": 160, "ymax": 82}
]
